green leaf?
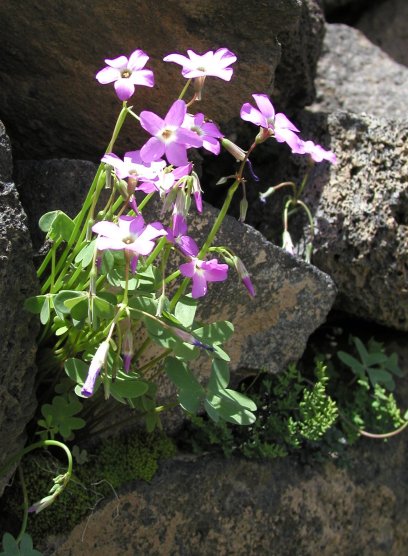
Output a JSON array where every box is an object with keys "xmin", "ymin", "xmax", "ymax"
[
  {"xmin": 164, "ymin": 357, "xmax": 204, "ymax": 413},
  {"xmin": 41, "ymin": 394, "xmax": 85, "ymax": 439},
  {"xmin": 205, "ymin": 393, "xmax": 256, "ymax": 425},
  {"xmin": 211, "ymin": 344, "xmax": 231, "ymax": 362},
  {"xmin": 174, "ymin": 295, "xmax": 198, "ymax": 328},
  {"xmin": 40, "ymin": 296, "xmax": 50, "ymax": 325},
  {"xmin": 75, "ymin": 240, "xmax": 96, "ymax": 269},
  {"xmin": 1, "ymin": 532, "xmax": 20, "ymax": 556},
  {"xmin": 93, "ymin": 295, "xmax": 115, "ymax": 320},
  {"xmin": 39, "ymin": 210, "xmax": 75, "ymax": 242},
  {"xmin": 54, "ymin": 290, "xmax": 85, "ymax": 317},
  {"xmin": 64, "ymin": 358, "xmax": 89, "ymax": 384},
  {"xmin": 367, "ymin": 368, "xmax": 395, "ymax": 390},
  {"xmin": 69, "ymin": 298, "xmax": 89, "ymax": 321},
  {"xmin": 352, "ymin": 336, "xmax": 369, "ymax": 365},
  {"xmin": 337, "ymin": 351, "xmax": 366, "ymax": 377},
  {"xmin": 110, "ymin": 377, "xmax": 149, "ymax": 399},
  {"xmin": 193, "ymin": 321, "xmax": 234, "ymax": 344},
  {"xmin": 208, "ymin": 359, "xmax": 230, "ymax": 392},
  {"xmin": 384, "ymin": 353, "xmax": 404, "ymax": 377},
  {"xmin": 24, "ymin": 295, "xmax": 48, "ymax": 314},
  {"xmin": 364, "ymin": 352, "xmax": 388, "ymax": 367}
]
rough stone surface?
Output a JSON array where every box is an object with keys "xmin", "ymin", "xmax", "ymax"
[
  {"xmin": 0, "ymin": 123, "xmax": 39, "ymax": 496},
  {"xmin": 48, "ymin": 435, "xmax": 408, "ymax": 555},
  {"xmin": 0, "ymin": 0, "xmax": 325, "ymax": 161},
  {"xmin": 311, "ymin": 24, "xmax": 408, "ymax": 121},
  {"xmin": 357, "ymin": 0, "xmax": 408, "ymax": 67},
  {"xmin": 248, "ymin": 110, "xmax": 408, "ymax": 330}
]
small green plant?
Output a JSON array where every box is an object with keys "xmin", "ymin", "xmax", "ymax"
[
  {"xmin": 0, "ymin": 533, "xmax": 42, "ymax": 556},
  {"xmin": 337, "ymin": 336, "xmax": 403, "ymax": 390}
]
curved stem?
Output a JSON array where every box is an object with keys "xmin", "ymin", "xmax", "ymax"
[{"xmin": 340, "ymin": 411, "xmax": 408, "ymax": 439}]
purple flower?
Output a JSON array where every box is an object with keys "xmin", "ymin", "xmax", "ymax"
[
  {"xmin": 81, "ymin": 341, "xmax": 110, "ymax": 398},
  {"xmin": 167, "ymin": 216, "xmax": 199, "ymax": 258},
  {"xmin": 182, "ymin": 113, "xmax": 224, "ymax": 155},
  {"xmin": 163, "ymin": 48, "xmax": 237, "ymax": 81},
  {"xmin": 240, "ymin": 94, "xmax": 301, "ymax": 152},
  {"xmin": 92, "ymin": 215, "xmax": 166, "ymax": 270},
  {"xmin": 140, "ymin": 100, "xmax": 202, "ymax": 167},
  {"xmin": 179, "ymin": 257, "xmax": 229, "ymax": 298},
  {"xmin": 96, "ymin": 49, "xmax": 154, "ymax": 101},
  {"xmin": 294, "ymin": 140, "xmax": 337, "ymax": 164}
]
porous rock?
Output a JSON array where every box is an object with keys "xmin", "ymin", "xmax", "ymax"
[
  {"xmin": 0, "ymin": 123, "xmax": 39, "ymax": 496},
  {"xmin": 248, "ymin": 110, "xmax": 408, "ymax": 330},
  {"xmin": 0, "ymin": 0, "xmax": 325, "ymax": 161},
  {"xmin": 311, "ymin": 23, "xmax": 408, "ymax": 121},
  {"xmin": 357, "ymin": 0, "xmax": 408, "ymax": 67},
  {"xmin": 49, "ymin": 435, "xmax": 408, "ymax": 555}
]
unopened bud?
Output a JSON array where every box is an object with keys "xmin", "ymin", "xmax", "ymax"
[
  {"xmin": 221, "ymin": 138, "xmax": 246, "ymax": 162},
  {"xmin": 194, "ymin": 76, "xmax": 206, "ymax": 101},
  {"xmin": 233, "ymin": 256, "xmax": 255, "ymax": 297},
  {"xmin": 121, "ymin": 319, "xmax": 134, "ymax": 373},
  {"xmin": 239, "ymin": 197, "xmax": 248, "ymax": 223},
  {"xmin": 282, "ymin": 231, "xmax": 295, "ymax": 255}
]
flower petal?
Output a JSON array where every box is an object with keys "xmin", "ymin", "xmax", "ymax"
[
  {"xmin": 253, "ymin": 94, "xmax": 275, "ymax": 119},
  {"xmin": 128, "ymin": 49, "xmax": 149, "ymax": 70},
  {"xmin": 114, "ymin": 78, "xmax": 135, "ymax": 101},
  {"xmin": 165, "ymin": 142, "xmax": 188, "ymax": 166},
  {"xmin": 240, "ymin": 103, "xmax": 267, "ymax": 127},
  {"xmin": 140, "ymin": 111, "xmax": 165, "ymax": 136},
  {"xmin": 140, "ymin": 137, "xmax": 166, "ymax": 162},
  {"xmin": 275, "ymin": 112, "xmax": 300, "ymax": 133},
  {"xmin": 92, "ymin": 220, "xmax": 120, "ymax": 238},
  {"xmin": 129, "ymin": 69, "xmax": 154, "ymax": 88},
  {"xmin": 179, "ymin": 260, "xmax": 196, "ymax": 278},
  {"xmin": 165, "ymin": 99, "xmax": 187, "ymax": 127},
  {"xmin": 96, "ymin": 66, "xmax": 120, "ymax": 84},
  {"xmin": 191, "ymin": 273, "xmax": 207, "ymax": 298},
  {"xmin": 104, "ymin": 55, "xmax": 128, "ymax": 69},
  {"xmin": 177, "ymin": 128, "xmax": 203, "ymax": 148}
]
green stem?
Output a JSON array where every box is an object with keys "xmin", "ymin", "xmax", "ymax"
[
  {"xmin": 178, "ymin": 78, "xmax": 192, "ymax": 100},
  {"xmin": 16, "ymin": 465, "xmax": 28, "ymax": 543},
  {"xmin": 142, "ymin": 236, "xmax": 168, "ymax": 269}
]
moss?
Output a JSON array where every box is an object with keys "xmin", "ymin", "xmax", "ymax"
[{"xmin": 1, "ymin": 431, "xmax": 175, "ymax": 544}]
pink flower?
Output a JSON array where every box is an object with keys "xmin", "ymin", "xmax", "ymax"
[
  {"xmin": 102, "ymin": 151, "xmax": 166, "ymax": 181},
  {"xmin": 137, "ymin": 163, "xmax": 192, "ymax": 196},
  {"xmin": 240, "ymin": 94, "xmax": 301, "ymax": 152},
  {"xmin": 166, "ymin": 216, "xmax": 199, "ymax": 258},
  {"xmin": 96, "ymin": 49, "xmax": 154, "ymax": 101},
  {"xmin": 182, "ymin": 113, "xmax": 224, "ymax": 155},
  {"xmin": 92, "ymin": 215, "xmax": 166, "ymax": 262},
  {"xmin": 163, "ymin": 48, "xmax": 237, "ymax": 81},
  {"xmin": 179, "ymin": 257, "xmax": 229, "ymax": 298},
  {"xmin": 140, "ymin": 100, "xmax": 202, "ymax": 167},
  {"xmin": 294, "ymin": 140, "xmax": 337, "ymax": 164}
]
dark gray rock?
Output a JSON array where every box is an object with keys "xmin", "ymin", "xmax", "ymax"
[
  {"xmin": 274, "ymin": 0, "xmax": 325, "ymax": 109},
  {"xmin": 311, "ymin": 23, "xmax": 408, "ymax": 120},
  {"xmin": 357, "ymin": 0, "xmax": 408, "ymax": 67},
  {"xmin": 50, "ymin": 434, "xmax": 408, "ymax": 555},
  {"xmin": 0, "ymin": 0, "xmax": 324, "ymax": 161},
  {"xmin": 0, "ymin": 123, "xmax": 39, "ymax": 496}
]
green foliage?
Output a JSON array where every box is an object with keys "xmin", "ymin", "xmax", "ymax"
[
  {"xmin": 0, "ymin": 432, "xmax": 175, "ymax": 545},
  {"xmin": 337, "ymin": 336, "xmax": 403, "ymax": 391},
  {"xmin": 38, "ymin": 393, "xmax": 85, "ymax": 440},
  {"xmin": 0, "ymin": 533, "xmax": 42, "ymax": 556}
]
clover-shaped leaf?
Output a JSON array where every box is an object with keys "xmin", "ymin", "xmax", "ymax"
[
  {"xmin": 41, "ymin": 394, "xmax": 85, "ymax": 440},
  {"xmin": 1, "ymin": 533, "xmax": 42, "ymax": 556}
]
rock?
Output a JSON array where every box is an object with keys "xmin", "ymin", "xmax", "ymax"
[
  {"xmin": 320, "ymin": 0, "xmax": 372, "ymax": 19},
  {"xmin": 0, "ymin": 123, "xmax": 39, "ymax": 496},
  {"xmin": 48, "ymin": 435, "xmax": 408, "ymax": 555},
  {"xmin": 0, "ymin": 0, "xmax": 324, "ymax": 161},
  {"xmin": 251, "ymin": 110, "xmax": 408, "ymax": 330},
  {"xmin": 273, "ymin": 0, "xmax": 325, "ymax": 109},
  {"xmin": 311, "ymin": 23, "xmax": 408, "ymax": 121},
  {"xmin": 357, "ymin": 0, "xmax": 408, "ymax": 67}
]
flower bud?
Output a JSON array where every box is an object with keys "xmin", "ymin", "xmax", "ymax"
[
  {"xmin": 121, "ymin": 320, "xmax": 134, "ymax": 373},
  {"xmin": 221, "ymin": 138, "xmax": 246, "ymax": 161},
  {"xmin": 194, "ymin": 75, "xmax": 206, "ymax": 101},
  {"xmin": 81, "ymin": 341, "xmax": 110, "ymax": 397},
  {"xmin": 233, "ymin": 256, "xmax": 255, "ymax": 297},
  {"xmin": 282, "ymin": 231, "xmax": 295, "ymax": 255}
]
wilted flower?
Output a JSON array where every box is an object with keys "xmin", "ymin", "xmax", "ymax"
[
  {"xmin": 241, "ymin": 94, "xmax": 301, "ymax": 152},
  {"xmin": 294, "ymin": 140, "xmax": 337, "ymax": 164},
  {"xmin": 179, "ymin": 257, "xmax": 228, "ymax": 298},
  {"xmin": 282, "ymin": 230, "xmax": 295, "ymax": 256},
  {"xmin": 96, "ymin": 49, "xmax": 154, "ymax": 101},
  {"xmin": 140, "ymin": 100, "xmax": 202, "ymax": 167},
  {"xmin": 81, "ymin": 341, "xmax": 110, "ymax": 397}
]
